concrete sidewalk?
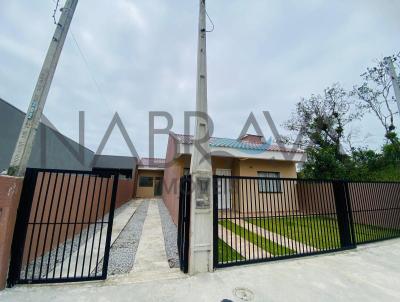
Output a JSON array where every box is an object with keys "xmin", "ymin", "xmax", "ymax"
[{"xmin": 1, "ymin": 239, "xmax": 400, "ymax": 302}]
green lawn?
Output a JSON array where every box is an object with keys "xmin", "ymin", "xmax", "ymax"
[
  {"xmin": 217, "ymin": 216, "xmax": 400, "ymax": 263},
  {"xmin": 247, "ymin": 216, "xmax": 341, "ymax": 250},
  {"xmin": 353, "ymin": 221, "xmax": 400, "ymax": 243},
  {"xmin": 219, "ymin": 220, "xmax": 296, "ymax": 257},
  {"xmin": 218, "ymin": 239, "xmax": 243, "ymax": 263},
  {"xmin": 247, "ymin": 216, "xmax": 400, "ymax": 249}
]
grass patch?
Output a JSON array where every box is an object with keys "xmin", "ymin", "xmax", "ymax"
[
  {"xmin": 248, "ymin": 216, "xmax": 400, "ymax": 249},
  {"xmin": 353, "ymin": 222, "xmax": 400, "ymax": 243},
  {"xmin": 218, "ymin": 239, "xmax": 243, "ymax": 263},
  {"xmin": 247, "ymin": 216, "xmax": 341, "ymax": 250},
  {"xmin": 219, "ymin": 220, "xmax": 295, "ymax": 256}
]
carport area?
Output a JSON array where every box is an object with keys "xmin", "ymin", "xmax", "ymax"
[{"xmin": 2, "ymin": 239, "xmax": 400, "ymax": 301}]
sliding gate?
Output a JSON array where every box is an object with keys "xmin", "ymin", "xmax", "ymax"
[
  {"xmin": 213, "ymin": 175, "xmax": 357, "ymax": 268},
  {"xmin": 7, "ymin": 168, "xmax": 119, "ymax": 286}
]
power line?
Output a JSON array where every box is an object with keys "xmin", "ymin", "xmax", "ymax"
[
  {"xmin": 70, "ymin": 31, "xmax": 110, "ymax": 107},
  {"xmin": 51, "ymin": 1, "xmax": 110, "ymax": 109},
  {"xmin": 52, "ymin": 0, "xmax": 61, "ymax": 24},
  {"xmin": 205, "ymin": 8, "xmax": 215, "ymax": 33}
]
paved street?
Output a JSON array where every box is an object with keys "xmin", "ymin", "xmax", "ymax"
[{"xmin": 2, "ymin": 239, "xmax": 400, "ymax": 302}]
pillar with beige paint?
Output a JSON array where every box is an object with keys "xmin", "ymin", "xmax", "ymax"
[{"xmin": 0, "ymin": 176, "xmax": 23, "ymax": 290}]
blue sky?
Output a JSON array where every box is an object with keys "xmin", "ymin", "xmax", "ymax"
[{"xmin": 0, "ymin": 0, "xmax": 399, "ymax": 158}]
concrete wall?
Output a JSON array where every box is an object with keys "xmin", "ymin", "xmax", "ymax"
[
  {"xmin": 0, "ymin": 99, "xmax": 94, "ymax": 172},
  {"xmin": 136, "ymin": 170, "xmax": 164, "ymax": 198},
  {"xmin": 116, "ymin": 179, "xmax": 135, "ymax": 208},
  {"xmin": 0, "ymin": 176, "xmax": 23, "ymax": 290},
  {"xmin": 162, "ymin": 135, "xmax": 182, "ymax": 224}
]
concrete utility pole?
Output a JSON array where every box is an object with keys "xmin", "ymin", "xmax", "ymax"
[
  {"xmin": 189, "ymin": 0, "xmax": 214, "ymax": 274},
  {"xmin": 8, "ymin": 0, "xmax": 79, "ymax": 176},
  {"xmin": 385, "ymin": 56, "xmax": 400, "ymax": 115}
]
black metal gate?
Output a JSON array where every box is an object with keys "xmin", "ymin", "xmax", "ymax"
[
  {"xmin": 7, "ymin": 168, "xmax": 119, "ymax": 287},
  {"xmin": 177, "ymin": 175, "xmax": 191, "ymax": 273},
  {"xmin": 213, "ymin": 175, "xmax": 357, "ymax": 268}
]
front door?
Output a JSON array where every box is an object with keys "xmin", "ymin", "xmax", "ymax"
[
  {"xmin": 216, "ymin": 169, "xmax": 231, "ymax": 209},
  {"xmin": 154, "ymin": 177, "xmax": 163, "ymax": 196}
]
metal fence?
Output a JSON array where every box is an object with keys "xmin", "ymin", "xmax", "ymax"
[
  {"xmin": 348, "ymin": 181, "xmax": 400, "ymax": 244},
  {"xmin": 177, "ymin": 175, "xmax": 191, "ymax": 273},
  {"xmin": 213, "ymin": 175, "xmax": 400, "ymax": 268},
  {"xmin": 7, "ymin": 168, "xmax": 119, "ymax": 286}
]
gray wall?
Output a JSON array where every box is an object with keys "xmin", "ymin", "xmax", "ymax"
[{"xmin": 0, "ymin": 98, "xmax": 94, "ymax": 172}]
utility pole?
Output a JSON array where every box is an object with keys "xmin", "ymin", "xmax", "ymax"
[
  {"xmin": 385, "ymin": 56, "xmax": 400, "ymax": 115},
  {"xmin": 8, "ymin": 0, "xmax": 79, "ymax": 176},
  {"xmin": 189, "ymin": 0, "xmax": 214, "ymax": 274}
]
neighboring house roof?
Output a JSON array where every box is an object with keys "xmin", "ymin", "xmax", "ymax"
[
  {"xmin": 172, "ymin": 133, "xmax": 304, "ymax": 154},
  {"xmin": 0, "ymin": 98, "xmax": 95, "ymax": 171},
  {"xmin": 138, "ymin": 158, "xmax": 166, "ymax": 170},
  {"xmin": 92, "ymin": 155, "xmax": 137, "ymax": 170}
]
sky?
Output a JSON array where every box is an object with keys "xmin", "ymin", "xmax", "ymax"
[{"xmin": 0, "ymin": 0, "xmax": 399, "ymax": 158}]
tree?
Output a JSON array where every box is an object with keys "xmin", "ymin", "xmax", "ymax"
[
  {"xmin": 284, "ymin": 83, "xmax": 360, "ymax": 179},
  {"xmin": 352, "ymin": 53, "xmax": 400, "ymax": 144},
  {"xmin": 284, "ymin": 83, "xmax": 358, "ymax": 155}
]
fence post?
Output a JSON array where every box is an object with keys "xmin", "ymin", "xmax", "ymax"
[
  {"xmin": 212, "ymin": 176, "xmax": 218, "ymax": 269},
  {"xmin": 332, "ymin": 181, "xmax": 356, "ymax": 249},
  {"xmin": 177, "ymin": 176, "xmax": 191, "ymax": 273}
]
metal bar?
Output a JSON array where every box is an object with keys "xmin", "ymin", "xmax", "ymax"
[
  {"xmin": 95, "ymin": 176, "xmax": 111, "ymax": 276},
  {"xmin": 32, "ymin": 172, "xmax": 53, "ymax": 280},
  {"xmin": 212, "ymin": 176, "xmax": 218, "ymax": 268},
  {"xmin": 88, "ymin": 175, "xmax": 104, "ymax": 276},
  {"xmin": 24, "ymin": 171, "xmax": 46, "ymax": 280},
  {"xmin": 66, "ymin": 174, "xmax": 85, "ymax": 277},
  {"xmin": 45, "ymin": 173, "xmax": 65, "ymax": 279},
  {"xmin": 80, "ymin": 176, "xmax": 98, "ymax": 277},
  {"xmin": 59, "ymin": 173, "xmax": 78, "ymax": 278},
  {"xmin": 38, "ymin": 172, "xmax": 59, "ymax": 279},
  {"xmin": 52, "ymin": 173, "xmax": 72, "ymax": 278},
  {"xmin": 101, "ymin": 174, "xmax": 119, "ymax": 279}
]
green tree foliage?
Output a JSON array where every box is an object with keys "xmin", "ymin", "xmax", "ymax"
[{"xmin": 285, "ymin": 53, "xmax": 400, "ymax": 181}]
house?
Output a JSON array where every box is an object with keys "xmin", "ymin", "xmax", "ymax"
[
  {"xmin": 162, "ymin": 132, "xmax": 305, "ymax": 224},
  {"xmin": 92, "ymin": 154, "xmax": 137, "ymax": 179},
  {"xmin": 135, "ymin": 158, "xmax": 165, "ymax": 198}
]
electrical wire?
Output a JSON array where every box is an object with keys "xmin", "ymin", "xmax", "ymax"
[
  {"xmin": 70, "ymin": 32, "xmax": 110, "ymax": 108},
  {"xmin": 52, "ymin": 0, "xmax": 60, "ymax": 24},
  {"xmin": 51, "ymin": 1, "xmax": 111, "ymax": 110},
  {"xmin": 205, "ymin": 8, "xmax": 215, "ymax": 33}
]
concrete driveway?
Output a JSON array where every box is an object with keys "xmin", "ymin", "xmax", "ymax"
[{"xmin": 1, "ymin": 239, "xmax": 400, "ymax": 302}]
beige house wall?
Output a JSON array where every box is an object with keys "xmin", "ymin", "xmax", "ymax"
[
  {"xmin": 227, "ymin": 159, "xmax": 298, "ymax": 215},
  {"xmin": 164, "ymin": 154, "xmax": 299, "ymax": 222},
  {"xmin": 136, "ymin": 170, "xmax": 164, "ymax": 198}
]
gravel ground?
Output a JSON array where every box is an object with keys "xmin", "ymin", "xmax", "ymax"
[
  {"xmin": 20, "ymin": 202, "xmax": 140, "ymax": 280},
  {"xmin": 21, "ymin": 212, "xmax": 114, "ymax": 280},
  {"xmin": 157, "ymin": 199, "xmax": 180, "ymax": 268},
  {"xmin": 105, "ymin": 200, "xmax": 149, "ymax": 275}
]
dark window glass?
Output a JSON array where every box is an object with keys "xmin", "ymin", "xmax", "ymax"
[{"xmin": 139, "ymin": 176, "xmax": 153, "ymax": 187}]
